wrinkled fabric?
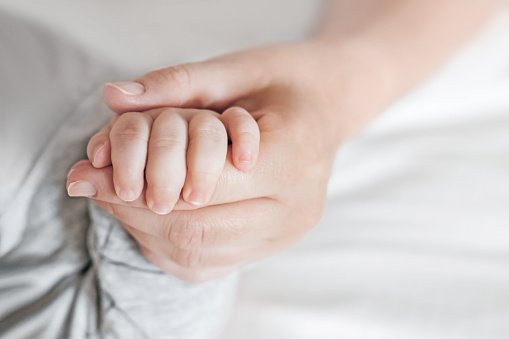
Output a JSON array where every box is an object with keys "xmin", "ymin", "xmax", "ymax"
[{"xmin": 0, "ymin": 6, "xmax": 241, "ymax": 339}]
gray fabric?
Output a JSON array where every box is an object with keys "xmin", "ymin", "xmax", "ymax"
[{"xmin": 0, "ymin": 9, "xmax": 237, "ymax": 339}]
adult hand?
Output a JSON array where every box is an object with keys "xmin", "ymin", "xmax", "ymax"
[
  {"xmin": 69, "ymin": 0, "xmax": 500, "ymax": 284},
  {"xmin": 68, "ymin": 42, "xmax": 390, "ymax": 283}
]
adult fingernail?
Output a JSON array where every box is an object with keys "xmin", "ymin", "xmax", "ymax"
[
  {"xmin": 239, "ymin": 152, "xmax": 252, "ymax": 163},
  {"xmin": 106, "ymin": 81, "xmax": 145, "ymax": 96},
  {"xmin": 186, "ymin": 191, "xmax": 205, "ymax": 206},
  {"xmin": 68, "ymin": 181, "xmax": 97, "ymax": 197},
  {"xmin": 118, "ymin": 189, "xmax": 137, "ymax": 202}
]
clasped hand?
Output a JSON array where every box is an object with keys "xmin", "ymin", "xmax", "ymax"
[{"xmin": 67, "ymin": 43, "xmax": 366, "ymax": 283}]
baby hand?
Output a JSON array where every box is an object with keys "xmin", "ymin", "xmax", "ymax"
[{"xmin": 86, "ymin": 106, "xmax": 259, "ymax": 215}]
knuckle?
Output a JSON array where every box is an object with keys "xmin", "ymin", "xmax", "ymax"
[
  {"xmin": 149, "ymin": 134, "xmax": 186, "ymax": 151},
  {"xmin": 166, "ymin": 212, "xmax": 210, "ymax": 250},
  {"xmin": 192, "ymin": 118, "xmax": 227, "ymax": 141},
  {"xmin": 158, "ymin": 110, "xmax": 187, "ymax": 129},
  {"xmin": 110, "ymin": 114, "xmax": 149, "ymax": 142},
  {"xmin": 236, "ymin": 130, "xmax": 259, "ymax": 140},
  {"xmin": 231, "ymin": 112, "xmax": 255, "ymax": 127},
  {"xmin": 152, "ymin": 65, "xmax": 192, "ymax": 91},
  {"xmin": 187, "ymin": 170, "xmax": 217, "ymax": 183},
  {"xmin": 198, "ymin": 128, "xmax": 227, "ymax": 143},
  {"xmin": 226, "ymin": 107, "xmax": 249, "ymax": 118}
]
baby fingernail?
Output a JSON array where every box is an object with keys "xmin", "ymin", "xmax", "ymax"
[
  {"xmin": 66, "ymin": 168, "xmax": 75, "ymax": 179},
  {"xmin": 118, "ymin": 189, "xmax": 137, "ymax": 201},
  {"xmin": 106, "ymin": 81, "xmax": 145, "ymax": 96},
  {"xmin": 187, "ymin": 191, "xmax": 205, "ymax": 206},
  {"xmin": 151, "ymin": 203, "xmax": 171, "ymax": 215},
  {"xmin": 239, "ymin": 152, "xmax": 252, "ymax": 163},
  {"xmin": 91, "ymin": 143, "xmax": 105, "ymax": 167},
  {"xmin": 68, "ymin": 181, "xmax": 97, "ymax": 197}
]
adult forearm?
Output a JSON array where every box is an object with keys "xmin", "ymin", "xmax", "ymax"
[{"xmin": 309, "ymin": 0, "xmax": 503, "ymax": 143}]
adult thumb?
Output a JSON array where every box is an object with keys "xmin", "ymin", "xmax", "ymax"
[{"xmin": 103, "ymin": 56, "xmax": 267, "ymax": 113}]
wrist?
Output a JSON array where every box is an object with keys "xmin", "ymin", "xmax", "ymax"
[{"xmin": 289, "ymin": 38, "xmax": 402, "ymax": 145}]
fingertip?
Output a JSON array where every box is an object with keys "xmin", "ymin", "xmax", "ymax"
[
  {"xmin": 147, "ymin": 199, "xmax": 172, "ymax": 215},
  {"xmin": 234, "ymin": 151, "xmax": 253, "ymax": 170},
  {"xmin": 105, "ymin": 82, "xmax": 145, "ymax": 96},
  {"xmin": 67, "ymin": 160, "xmax": 89, "ymax": 184},
  {"xmin": 67, "ymin": 180, "xmax": 97, "ymax": 198},
  {"xmin": 222, "ymin": 106, "xmax": 260, "ymax": 172},
  {"xmin": 103, "ymin": 82, "xmax": 145, "ymax": 113},
  {"xmin": 233, "ymin": 143, "xmax": 260, "ymax": 171},
  {"xmin": 87, "ymin": 136, "xmax": 105, "ymax": 163},
  {"xmin": 116, "ymin": 188, "xmax": 139, "ymax": 202},
  {"xmin": 173, "ymin": 198, "xmax": 200, "ymax": 211},
  {"xmin": 145, "ymin": 188, "xmax": 179, "ymax": 215},
  {"xmin": 233, "ymin": 161, "xmax": 255, "ymax": 172},
  {"xmin": 183, "ymin": 187, "xmax": 209, "ymax": 207},
  {"xmin": 91, "ymin": 140, "xmax": 111, "ymax": 168},
  {"xmin": 113, "ymin": 176, "xmax": 143, "ymax": 202}
]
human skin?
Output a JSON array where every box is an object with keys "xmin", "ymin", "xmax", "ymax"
[
  {"xmin": 68, "ymin": 0, "xmax": 502, "ymax": 283},
  {"xmin": 83, "ymin": 106, "xmax": 260, "ymax": 215}
]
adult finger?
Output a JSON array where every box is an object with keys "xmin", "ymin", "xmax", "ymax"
[
  {"xmin": 123, "ymin": 224, "xmax": 244, "ymax": 269},
  {"xmin": 145, "ymin": 110, "xmax": 188, "ymax": 215},
  {"xmin": 69, "ymin": 164, "xmax": 305, "ymax": 254},
  {"xmin": 93, "ymin": 197, "xmax": 286, "ymax": 250},
  {"xmin": 138, "ymin": 242, "xmax": 240, "ymax": 284},
  {"xmin": 95, "ymin": 198, "xmax": 312, "ymax": 283},
  {"xmin": 182, "ymin": 112, "xmax": 228, "ymax": 206},
  {"xmin": 102, "ymin": 53, "xmax": 269, "ymax": 113},
  {"xmin": 220, "ymin": 106, "xmax": 260, "ymax": 171},
  {"xmin": 109, "ymin": 112, "xmax": 153, "ymax": 201}
]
